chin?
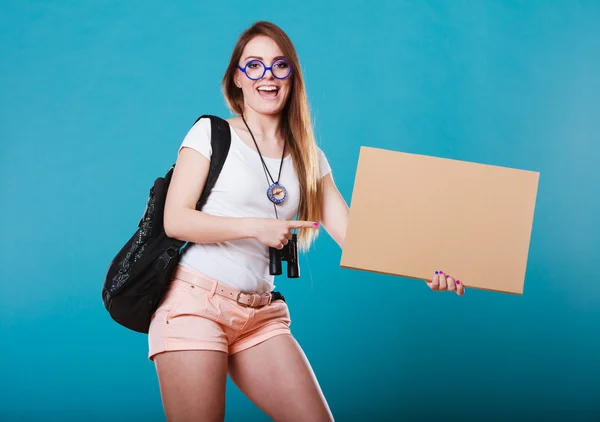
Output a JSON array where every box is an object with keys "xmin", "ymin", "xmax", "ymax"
[
  {"xmin": 258, "ymin": 105, "xmax": 285, "ymax": 115},
  {"xmin": 252, "ymin": 100, "xmax": 288, "ymax": 116}
]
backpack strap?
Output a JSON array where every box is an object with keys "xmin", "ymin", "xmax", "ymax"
[
  {"xmin": 177, "ymin": 115, "xmax": 231, "ymax": 253},
  {"xmin": 193, "ymin": 114, "xmax": 231, "ymax": 211}
]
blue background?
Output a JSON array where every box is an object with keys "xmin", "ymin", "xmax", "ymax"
[{"xmin": 1, "ymin": 1, "xmax": 599, "ymax": 421}]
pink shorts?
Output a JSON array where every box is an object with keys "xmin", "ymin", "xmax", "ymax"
[{"xmin": 148, "ymin": 266, "xmax": 292, "ymax": 360}]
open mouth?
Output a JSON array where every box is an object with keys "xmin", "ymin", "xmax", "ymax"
[{"xmin": 256, "ymin": 85, "xmax": 280, "ymax": 100}]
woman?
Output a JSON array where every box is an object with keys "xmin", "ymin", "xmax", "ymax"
[{"xmin": 149, "ymin": 20, "xmax": 465, "ymax": 422}]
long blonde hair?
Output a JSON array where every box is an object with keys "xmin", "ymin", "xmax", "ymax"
[{"xmin": 222, "ymin": 21, "xmax": 323, "ymax": 250}]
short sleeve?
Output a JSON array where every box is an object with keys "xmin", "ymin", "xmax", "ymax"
[
  {"xmin": 318, "ymin": 147, "xmax": 331, "ymax": 179},
  {"xmin": 178, "ymin": 117, "xmax": 212, "ymax": 160}
]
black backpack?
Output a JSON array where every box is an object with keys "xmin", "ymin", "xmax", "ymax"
[{"xmin": 102, "ymin": 115, "xmax": 231, "ymax": 334}]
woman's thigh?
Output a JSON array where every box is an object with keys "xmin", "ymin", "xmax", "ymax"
[
  {"xmin": 154, "ymin": 350, "xmax": 228, "ymax": 422},
  {"xmin": 228, "ymin": 334, "xmax": 334, "ymax": 422}
]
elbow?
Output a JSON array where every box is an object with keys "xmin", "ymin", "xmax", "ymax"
[
  {"xmin": 163, "ymin": 209, "xmax": 181, "ymax": 239},
  {"xmin": 320, "ymin": 220, "xmax": 346, "ymax": 249},
  {"xmin": 335, "ymin": 221, "xmax": 349, "ymax": 249},
  {"xmin": 335, "ymin": 230, "xmax": 346, "ymax": 249},
  {"xmin": 164, "ymin": 221, "xmax": 178, "ymax": 239}
]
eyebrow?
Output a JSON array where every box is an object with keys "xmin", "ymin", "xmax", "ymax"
[{"xmin": 243, "ymin": 55, "xmax": 286, "ymax": 62}]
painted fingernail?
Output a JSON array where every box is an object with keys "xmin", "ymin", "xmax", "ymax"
[
  {"xmin": 456, "ymin": 280, "xmax": 460, "ymax": 284},
  {"xmin": 440, "ymin": 271, "xmax": 444, "ymax": 274},
  {"xmin": 435, "ymin": 271, "xmax": 439, "ymax": 274},
  {"xmin": 313, "ymin": 222, "xmax": 319, "ymax": 227}
]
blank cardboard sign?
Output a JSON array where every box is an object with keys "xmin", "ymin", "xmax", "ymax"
[{"xmin": 340, "ymin": 146, "xmax": 540, "ymax": 295}]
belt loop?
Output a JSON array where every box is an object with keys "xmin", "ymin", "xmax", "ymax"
[{"xmin": 208, "ymin": 280, "xmax": 218, "ymax": 298}]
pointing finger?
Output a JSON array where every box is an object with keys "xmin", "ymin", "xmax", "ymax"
[{"xmin": 288, "ymin": 220, "xmax": 319, "ymax": 229}]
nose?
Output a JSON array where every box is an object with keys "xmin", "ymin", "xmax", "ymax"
[{"xmin": 262, "ymin": 67, "xmax": 275, "ymax": 79}]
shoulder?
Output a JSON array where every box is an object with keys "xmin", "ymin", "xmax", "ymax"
[
  {"xmin": 189, "ymin": 116, "xmax": 213, "ymax": 135},
  {"xmin": 190, "ymin": 114, "xmax": 234, "ymax": 133},
  {"xmin": 315, "ymin": 145, "xmax": 332, "ymax": 178},
  {"xmin": 179, "ymin": 117, "xmax": 213, "ymax": 158}
]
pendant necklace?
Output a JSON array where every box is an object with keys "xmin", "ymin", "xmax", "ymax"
[{"xmin": 241, "ymin": 114, "xmax": 288, "ymax": 209}]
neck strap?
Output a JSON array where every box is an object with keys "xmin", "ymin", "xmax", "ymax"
[{"xmin": 241, "ymin": 114, "xmax": 287, "ymax": 218}]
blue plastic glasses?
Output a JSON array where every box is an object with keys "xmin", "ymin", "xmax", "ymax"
[{"xmin": 237, "ymin": 58, "xmax": 293, "ymax": 81}]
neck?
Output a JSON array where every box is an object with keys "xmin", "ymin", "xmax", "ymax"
[{"xmin": 242, "ymin": 107, "xmax": 282, "ymax": 143}]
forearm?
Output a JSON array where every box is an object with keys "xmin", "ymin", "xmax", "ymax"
[
  {"xmin": 165, "ymin": 209, "xmax": 255, "ymax": 244},
  {"xmin": 320, "ymin": 174, "xmax": 350, "ymax": 249},
  {"xmin": 322, "ymin": 210, "xmax": 348, "ymax": 249}
]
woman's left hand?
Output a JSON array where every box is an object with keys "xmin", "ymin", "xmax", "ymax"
[{"xmin": 425, "ymin": 271, "xmax": 465, "ymax": 296}]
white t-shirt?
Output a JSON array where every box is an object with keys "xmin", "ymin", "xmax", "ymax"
[{"xmin": 177, "ymin": 117, "xmax": 331, "ymax": 293}]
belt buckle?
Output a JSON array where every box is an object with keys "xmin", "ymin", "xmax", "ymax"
[
  {"xmin": 236, "ymin": 291, "xmax": 251, "ymax": 307},
  {"xmin": 236, "ymin": 291, "xmax": 269, "ymax": 308}
]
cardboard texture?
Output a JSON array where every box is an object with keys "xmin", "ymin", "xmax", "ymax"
[{"xmin": 340, "ymin": 146, "xmax": 540, "ymax": 295}]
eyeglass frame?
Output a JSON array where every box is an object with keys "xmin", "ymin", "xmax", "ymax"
[{"xmin": 237, "ymin": 58, "xmax": 293, "ymax": 81}]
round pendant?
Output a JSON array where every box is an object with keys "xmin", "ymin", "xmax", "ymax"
[{"xmin": 267, "ymin": 182, "xmax": 287, "ymax": 205}]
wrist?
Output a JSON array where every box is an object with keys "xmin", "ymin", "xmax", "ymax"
[{"xmin": 241, "ymin": 217, "xmax": 258, "ymax": 239}]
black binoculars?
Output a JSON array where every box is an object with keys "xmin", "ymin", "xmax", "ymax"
[{"xmin": 269, "ymin": 233, "xmax": 299, "ymax": 278}]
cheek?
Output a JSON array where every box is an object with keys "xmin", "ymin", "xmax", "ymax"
[
  {"xmin": 280, "ymin": 82, "xmax": 293, "ymax": 101},
  {"xmin": 241, "ymin": 81, "xmax": 256, "ymax": 98},
  {"xmin": 239, "ymin": 77, "xmax": 251, "ymax": 89},
  {"xmin": 236, "ymin": 72, "xmax": 252, "ymax": 90},
  {"xmin": 276, "ymin": 78, "xmax": 290, "ymax": 92}
]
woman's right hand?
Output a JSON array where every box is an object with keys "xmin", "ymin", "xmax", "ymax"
[{"xmin": 249, "ymin": 218, "xmax": 319, "ymax": 249}]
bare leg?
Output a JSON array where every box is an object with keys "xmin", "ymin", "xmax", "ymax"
[
  {"xmin": 228, "ymin": 334, "xmax": 334, "ymax": 422},
  {"xmin": 154, "ymin": 350, "xmax": 228, "ymax": 422}
]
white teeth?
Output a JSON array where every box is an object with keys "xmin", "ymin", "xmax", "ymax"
[{"xmin": 258, "ymin": 86, "xmax": 278, "ymax": 91}]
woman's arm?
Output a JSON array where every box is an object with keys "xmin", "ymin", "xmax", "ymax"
[
  {"xmin": 164, "ymin": 147, "xmax": 317, "ymax": 247},
  {"xmin": 164, "ymin": 148, "xmax": 255, "ymax": 243},
  {"xmin": 319, "ymin": 173, "xmax": 350, "ymax": 248}
]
